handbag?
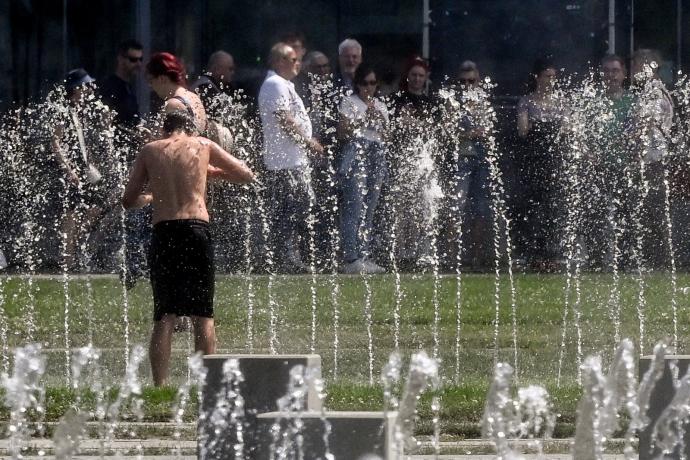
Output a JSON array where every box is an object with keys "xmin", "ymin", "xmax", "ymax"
[{"xmin": 70, "ymin": 109, "xmax": 102, "ymax": 185}]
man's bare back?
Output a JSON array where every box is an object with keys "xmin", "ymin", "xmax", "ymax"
[
  {"xmin": 122, "ymin": 132, "xmax": 252, "ymax": 223},
  {"xmin": 122, "ymin": 110, "xmax": 253, "ymax": 387}
]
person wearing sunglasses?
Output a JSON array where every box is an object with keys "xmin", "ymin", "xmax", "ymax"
[
  {"xmin": 259, "ymin": 42, "xmax": 324, "ymax": 274},
  {"xmin": 99, "ymin": 39, "xmax": 144, "ymax": 128},
  {"xmin": 99, "ymin": 39, "xmax": 150, "ymax": 288},
  {"xmin": 337, "ymin": 63, "xmax": 389, "ymax": 274},
  {"xmin": 444, "ymin": 60, "xmax": 493, "ymax": 271},
  {"xmin": 51, "ymin": 68, "xmax": 116, "ymax": 272}
]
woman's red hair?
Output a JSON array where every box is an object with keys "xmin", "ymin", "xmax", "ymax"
[
  {"xmin": 399, "ymin": 56, "xmax": 430, "ymax": 91},
  {"xmin": 146, "ymin": 52, "xmax": 187, "ymax": 87}
]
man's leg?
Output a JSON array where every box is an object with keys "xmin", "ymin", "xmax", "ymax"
[
  {"xmin": 361, "ymin": 142, "xmax": 387, "ymax": 259},
  {"xmin": 268, "ymin": 172, "xmax": 292, "ymax": 269},
  {"xmin": 191, "ymin": 316, "xmax": 216, "ymax": 354},
  {"xmin": 150, "ymin": 314, "xmax": 176, "ymax": 386},
  {"xmin": 340, "ymin": 163, "xmax": 365, "ymax": 263}
]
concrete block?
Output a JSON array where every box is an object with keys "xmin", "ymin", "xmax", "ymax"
[
  {"xmin": 255, "ymin": 410, "xmax": 397, "ymax": 460},
  {"xmin": 639, "ymin": 355, "xmax": 690, "ymax": 459},
  {"xmin": 199, "ymin": 354, "xmax": 322, "ymax": 459}
]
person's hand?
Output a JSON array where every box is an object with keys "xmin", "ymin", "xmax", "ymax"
[
  {"xmin": 137, "ymin": 125, "xmax": 155, "ymax": 143},
  {"xmin": 68, "ymin": 170, "xmax": 80, "ymax": 186},
  {"xmin": 307, "ymin": 138, "xmax": 324, "ymax": 155},
  {"xmin": 470, "ymin": 127, "xmax": 487, "ymax": 139},
  {"xmin": 54, "ymin": 122, "xmax": 65, "ymax": 137},
  {"xmin": 366, "ymin": 102, "xmax": 381, "ymax": 118},
  {"xmin": 207, "ymin": 165, "xmax": 224, "ymax": 179}
]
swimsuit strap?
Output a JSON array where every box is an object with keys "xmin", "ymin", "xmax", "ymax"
[
  {"xmin": 170, "ymin": 95, "xmax": 196, "ymax": 118},
  {"xmin": 170, "ymin": 94, "xmax": 209, "ymax": 136}
]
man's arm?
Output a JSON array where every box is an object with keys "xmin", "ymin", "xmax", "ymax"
[
  {"xmin": 122, "ymin": 146, "xmax": 153, "ymax": 209},
  {"xmin": 275, "ymin": 110, "xmax": 324, "ymax": 154},
  {"xmin": 50, "ymin": 123, "xmax": 80, "ymax": 185},
  {"xmin": 207, "ymin": 140, "xmax": 255, "ymax": 184}
]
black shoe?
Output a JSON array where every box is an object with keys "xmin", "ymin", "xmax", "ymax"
[{"xmin": 120, "ymin": 270, "xmax": 143, "ymax": 291}]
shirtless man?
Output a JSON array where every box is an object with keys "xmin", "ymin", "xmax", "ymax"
[{"xmin": 122, "ymin": 110, "xmax": 254, "ymax": 386}]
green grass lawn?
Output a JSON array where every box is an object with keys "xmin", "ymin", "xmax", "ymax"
[{"xmin": 0, "ymin": 272, "xmax": 684, "ymax": 435}]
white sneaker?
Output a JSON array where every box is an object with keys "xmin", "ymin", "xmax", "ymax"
[
  {"xmin": 362, "ymin": 259, "xmax": 385, "ymax": 274},
  {"xmin": 341, "ymin": 259, "xmax": 367, "ymax": 274}
]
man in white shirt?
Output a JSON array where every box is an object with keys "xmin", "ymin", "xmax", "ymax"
[{"xmin": 258, "ymin": 42, "xmax": 323, "ymax": 272}]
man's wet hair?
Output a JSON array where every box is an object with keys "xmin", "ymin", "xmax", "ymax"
[{"xmin": 163, "ymin": 110, "xmax": 197, "ymax": 135}]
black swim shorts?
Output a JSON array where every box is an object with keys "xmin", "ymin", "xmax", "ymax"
[{"xmin": 149, "ymin": 219, "xmax": 214, "ymax": 321}]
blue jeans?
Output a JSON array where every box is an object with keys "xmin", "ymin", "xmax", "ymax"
[
  {"xmin": 453, "ymin": 153, "xmax": 491, "ymax": 220},
  {"xmin": 339, "ymin": 139, "xmax": 388, "ymax": 262}
]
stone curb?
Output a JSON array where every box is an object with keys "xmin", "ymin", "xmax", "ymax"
[{"xmin": 0, "ymin": 436, "xmax": 635, "ymax": 456}]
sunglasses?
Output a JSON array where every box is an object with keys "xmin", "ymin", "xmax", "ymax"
[
  {"xmin": 359, "ymin": 80, "xmax": 378, "ymax": 87},
  {"xmin": 459, "ymin": 78, "xmax": 477, "ymax": 85},
  {"xmin": 127, "ymin": 56, "xmax": 144, "ymax": 63}
]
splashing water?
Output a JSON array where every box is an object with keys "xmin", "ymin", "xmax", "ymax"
[
  {"xmin": 650, "ymin": 363, "xmax": 690, "ymax": 457},
  {"xmin": 307, "ymin": 365, "xmax": 333, "ymax": 460},
  {"xmin": 2, "ymin": 344, "xmax": 47, "ymax": 460},
  {"xmin": 54, "ymin": 345, "xmax": 104, "ymax": 459},
  {"xmin": 482, "ymin": 362, "xmax": 555, "ymax": 460},
  {"xmin": 572, "ymin": 339, "xmax": 671, "ymax": 460},
  {"xmin": 101, "ymin": 344, "xmax": 146, "ymax": 457},
  {"xmin": 0, "ymin": 276, "xmax": 9, "ymax": 374},
  {"xmin": 200, "ymin": 358, "xmax": 245, "ymax": 460},
  {"xmin": 172, "ymin": 352, "xmax": 207, "ymax": 458},
  {"xmin": 268, "ymin": 364, "xmax": 311, "ymax": 460},
  {"xmin": 393, "ymin": 351, "xmax": 440, "ymax": 457},
  {"xmin": 482, "ymin": 362, "xmax": 519, "ymax": 459}
]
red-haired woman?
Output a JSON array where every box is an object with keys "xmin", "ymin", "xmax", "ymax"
[
  {"xmin": 144, "ymin": 52, "xmax": 209, "ymax": 331},
  {"xmin": 146, "ymin": 52, "xmax": 208, "ymax": 134}
]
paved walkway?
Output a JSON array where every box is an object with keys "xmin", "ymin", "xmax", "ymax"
[
  {"xmin": 0, "ymin": 438, "xmax": 632, "ymax": 459},
  {"xmin": 11, "ymin": 455, "xmax": 628, "ymax": 459}
]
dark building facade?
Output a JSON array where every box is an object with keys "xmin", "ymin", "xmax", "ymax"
[{"xmin": 1, "ymin": 0, "xmax": 687, "ymax": 110}]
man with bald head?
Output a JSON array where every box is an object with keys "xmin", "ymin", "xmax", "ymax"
[
  {"xmin": 192, "ymin": 50, "xmax": 237, "ymax": 108},
  {"xmin": 259, "ymin": 42, "xmax": 324, "ymax": 273}
]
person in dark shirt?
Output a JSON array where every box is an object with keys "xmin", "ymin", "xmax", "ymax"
[
  {"xmin": 99, "ymin": 39, "xmax": 143, "ymax": 127},
  {"xmin": 387, "ymin": 57, "xmax": 442, "ymax": 269},
  {"xmin": 99, "ymin": 39, "xmax": 147, "ymax": 288},
  {"xmin": 191, "ymin": 50, "xmax": 237, "ymax": 112}
]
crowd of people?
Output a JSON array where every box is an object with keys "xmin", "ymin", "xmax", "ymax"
[{"xmin": 1, "ymin": 34, "xmax": 687, "ymax": 280}]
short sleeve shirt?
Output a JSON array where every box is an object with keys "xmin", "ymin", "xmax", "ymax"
[
  {"xmin": 258, "ymin": 71, "xmax": 312, "ymax": 170},
  {"xmin": 339, "ymin": 94, "xmax": 389, "ymax": 143},
  {"xmin": 517, "ymin": 94, "xmax": 563, "ymax": 124}
]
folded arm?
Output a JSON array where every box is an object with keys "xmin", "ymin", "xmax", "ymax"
[{"xmin": 276, "ymin": 110, "xmax": 323, "ymax": 154}]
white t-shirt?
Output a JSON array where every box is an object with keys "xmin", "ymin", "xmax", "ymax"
[
  {"xmin": 258, "ymin": 71, "xmax": 313, "ymax": 170},
  {"xmin": 339, "ymin": 94, "xmax": 389, "ymax": 143}
]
